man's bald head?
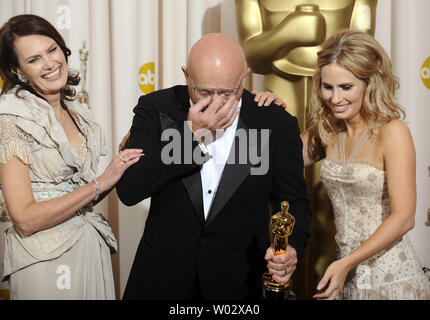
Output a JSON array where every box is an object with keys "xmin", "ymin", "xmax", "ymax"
[{"xmin": 185, "ymin": 33, "xmax": 248, "ymax": 90}]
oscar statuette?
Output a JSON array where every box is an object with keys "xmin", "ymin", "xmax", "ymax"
[
  {"xmin": 262, "ymin": 201, "xmax": 295, "ymax": 300},
  {"xmin": 77, "ymin": 41, "xmax": 89, "ymax": 106}
]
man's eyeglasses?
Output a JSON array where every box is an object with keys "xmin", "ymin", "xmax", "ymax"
[{"xmin": 189, "ymin": 73, "xmax": 247, "ymax": 99}]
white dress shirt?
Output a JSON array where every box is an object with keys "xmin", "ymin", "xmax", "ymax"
[{"xmin": 192, "ymin": 98, "xmax": 242, "ymax": 219}]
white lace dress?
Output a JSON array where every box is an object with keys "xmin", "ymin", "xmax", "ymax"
[
  {"xmin": 320, "ymin": 128, "xmax": 430, "ymax": 300},
  {"xmin": 0, "ymin": 88, "xmax": 117, "ymax": 299}
]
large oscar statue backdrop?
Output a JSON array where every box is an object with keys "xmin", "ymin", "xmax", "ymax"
[{"xmin": 235, "ymin": 0, "xmax": 377, "ymax": 299}]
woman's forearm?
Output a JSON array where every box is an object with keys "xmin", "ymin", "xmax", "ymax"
[
  {"xmin": 341, "ymin": 213, "xmax": 415, "ymax": 271},
  {"xmin": 14, "ymin": 181, "xmax": 99, "ymax": 236}
]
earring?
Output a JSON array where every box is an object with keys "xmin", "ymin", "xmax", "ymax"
[{"xmin": 18, "ymin": 75, "xmax": 28, "ymax": 83}]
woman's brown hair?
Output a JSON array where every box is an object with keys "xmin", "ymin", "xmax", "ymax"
[{"xmin": 0, "ymin": 14, "xmax": 80, "ymax": 108}]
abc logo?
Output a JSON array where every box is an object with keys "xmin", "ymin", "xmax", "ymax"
[
  {"xmin": 138, "ymin": 62, "xmax": 155, "ymax": 94},
  {"xmin": 421, "ymin": 56, "xmax": 430, "ymax": 90}
]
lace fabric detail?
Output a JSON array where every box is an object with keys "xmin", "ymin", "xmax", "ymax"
[
  {"xmin": 341, "ymin": 272, "xmax": 430, "ymax": 300},
  {"xmin": 325, "ymin": 158, "xmax": 385, "ymax": 173},
  {"xmin": 0, "ymin": 114, "xmax": 34, "ymax": 164}
]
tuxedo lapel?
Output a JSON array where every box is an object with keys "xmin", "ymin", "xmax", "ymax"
[
  {"xmin": 205, "ymin": 117, "xmax": 250, "ymax": 226},
  {"xmin": 182, "ymin": 171, "xmax": 205, "ymax": 224},
  {"xmin": 165, "ymin": 86, "xmax": 205, "ymax": 224},
  {"xmin": 206, "ymin": 92, "xmax": 271, "ymax": 224},
  {"xmin": 205, "ymin": 118, "xmax": 271, "ymax": 226}
]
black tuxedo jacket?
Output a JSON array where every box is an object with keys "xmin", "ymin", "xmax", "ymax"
[{"xmin": 117, "ymin": 86, "xmax": 311, "ymax": 300}]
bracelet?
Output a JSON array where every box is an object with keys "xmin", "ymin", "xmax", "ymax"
[{"xmin": 93, "ymin": 179, "xmax": 100, "ymax": 201}]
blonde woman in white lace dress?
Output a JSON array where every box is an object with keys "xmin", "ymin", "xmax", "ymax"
[
  {"xmin": 257, "ymin": 30, "xmax": 430, "ymax": 300},
  {"xmin": 0, "ymin": 15, "xmax": 143, "ymax": 299},
  {"xmin": 303, "ymin": 30, "xmax": 430, "ymax": 300}
]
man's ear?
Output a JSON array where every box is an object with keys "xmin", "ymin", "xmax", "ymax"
[
  {"xmin": 241, "ymin": 67, "xmax": 251, "ymax": 82},
  {"xmin": 181, "ymin": 66, "xmax": 188, "ymax": 79},
  {"xmin": 245, "ymin": 67, "xmax": 251, "ymax": 77}
]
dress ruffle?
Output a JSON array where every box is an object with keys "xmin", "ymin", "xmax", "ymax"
[{"xmin": 0, "ymin": 88, "xmax": 106, "ymax": 183}]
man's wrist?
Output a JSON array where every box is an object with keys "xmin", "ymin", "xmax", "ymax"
[{"xmin": 186, "ymin": 121, "xmax": 203, "ymax": 143}]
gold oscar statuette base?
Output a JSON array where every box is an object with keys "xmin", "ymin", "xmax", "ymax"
[{"xmin": 262, "ymin": 271, "xmax": 291, "ymax": 301}]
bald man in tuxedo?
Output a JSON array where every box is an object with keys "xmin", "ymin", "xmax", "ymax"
[{"xmin": 117, "ymin": 33, "xmax": 311, "ymax": 300}]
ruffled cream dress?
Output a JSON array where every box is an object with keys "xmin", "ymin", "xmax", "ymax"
[
  {"xmin": 321, "ymin": 128, "xmax": 430, "ymax": 300},
  {"xmin": 0, "ymin": 88, "xmax": 117, "ymax": 299}
]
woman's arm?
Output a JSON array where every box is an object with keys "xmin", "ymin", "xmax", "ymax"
[
  {"xmin": 314, "ymin": 120, "xmax": 416, "ymax": 299},
  {"xmin": 0, "ymin": 148, "xmax": 143, "ymax": 237},
  {"xmin": 300, "ymin": 125, "xmax": 325, "ymax": 167}
]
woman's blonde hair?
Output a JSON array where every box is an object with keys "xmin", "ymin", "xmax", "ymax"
[{"xmin": 309, "ymin": 30, "xmax": 404, "ymax": 150}]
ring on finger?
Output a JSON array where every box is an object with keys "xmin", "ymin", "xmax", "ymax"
[{"xmin": 120, "ymin": 155, "xmax": 126, "ymax": 163}]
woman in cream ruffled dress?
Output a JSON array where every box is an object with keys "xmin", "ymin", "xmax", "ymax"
[{"xmin": 0, "ymin": 15, "xmax": 143, "ymax": 299}]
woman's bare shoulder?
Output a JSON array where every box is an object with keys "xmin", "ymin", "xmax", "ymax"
[
  {"xmin": 376, "ymin": 119, "xmax": 414, "ymax": 157},
  {"xmin": 377, "ymin": 119, "xmax": 411, "ymax": 141}
]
